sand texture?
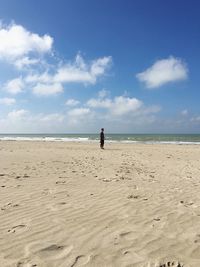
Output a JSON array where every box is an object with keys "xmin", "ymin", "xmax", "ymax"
[{"xmin": 1, "ymin": 141, "xmax": 200, "ymax": 267}]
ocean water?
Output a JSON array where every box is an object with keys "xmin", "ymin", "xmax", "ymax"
[{"xmin": 0, "ymin": 134, "xmax": 200, "ymax": 144}]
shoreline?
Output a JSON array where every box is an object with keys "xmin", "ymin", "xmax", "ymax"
[
  {"xmin": 1, "ymin": 133, "xmax": 200, "ymax": 145},
  {"xmin": 1, "ymin": 138, "xmax": 200, "ymax": 145}
]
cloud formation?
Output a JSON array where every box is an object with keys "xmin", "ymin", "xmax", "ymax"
[
  {"xmin": 0, "ymin": 21, "xmax": 169, "ymax": 133},
  {"xmin": 25, "ymin": 54, "xmax": 112, "ymax": 86},
  {"xmin": 87, "ymin": 95, "xmax": 143, "ymax": 116},
  {"xmin": 32, "ymin": 82, "xmax": 63, "ymax": 96},
  {"xmin": 40, "ymin": 113, "xmax": 64, "ymax": 122},
  {"xmin": 54, "ymin": 54, "xmax": 112, "ymax": 84},
  {"xmin": 0, "ymin": 97, "xmax": 16, "ymax": 105},
  {"xmin": 136, "ymin": 56, "xmax": 188, "ymax": 88},
  {"xmin": 0, "ymin": 23, "xmax": 53, "ymax": 63},
  {"xmin": 83, "ymin": 91, "xmax": 161, "ymax": 132},
  {"xmin": 181, "ymin": 109, "xmax": 188, "ymax": 116},
  {"xmin": 98, "ymin": 89, "xmax": 109, "ymax": 99},
  {"xmin": 7, "ymin": 109, "xmax": 28, "ymax": 120},
  {"xmin": 4, "ymin": 53, "xmax": 112, "ymax": 96},
  {"xmin": 68, "ymin": 107, "xmax": 90, "ymax": 117},
  {"xmin": 67, "ymin": 107, "xmax": 92, "ymax": 125},
  {"xmin": 0, "ymin": 89, "xmax": 162, "ymax": 133},
  {"xmin": 14, "ymin": 57, "xmax": 39, "ymax": 69},
  {"xmin": 4, "ymin": 77, "xmax": 25, "ymax": 94},
  {"xmin": 65, "ymin": 99, "xmax": 80, "ymax": 107},
  {"xmin": 0, "ymin": 22, "xmax": 112, "ymax": 100},
  {"xmin": 191, "ymin": 116, "xmax": 200, "ymax": 123}
]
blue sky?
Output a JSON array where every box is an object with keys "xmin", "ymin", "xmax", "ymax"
[{"xmin": 0, "ymin": 0, "xmax": 200, "ymax": 133}]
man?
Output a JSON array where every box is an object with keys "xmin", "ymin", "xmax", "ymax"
[{"xmin": 100, "ymin": 128, "xmax": 105, "ymax": 149}]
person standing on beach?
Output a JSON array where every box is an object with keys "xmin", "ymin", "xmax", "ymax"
[{"xmin": 100, "ymin": 128, "xmax": 105, "ymax": 149}]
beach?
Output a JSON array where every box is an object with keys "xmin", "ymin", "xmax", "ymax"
[{"xmin": 1, "ymin": 141, "xmax": 200, "ymax": 267}]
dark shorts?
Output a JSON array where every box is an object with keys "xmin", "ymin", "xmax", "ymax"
[{"xmin": 100, "ymin": 140, "xmax": 104, "ymax": 146}]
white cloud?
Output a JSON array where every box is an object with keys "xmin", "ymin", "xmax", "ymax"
[
  {"xmin": 191, "ymin": 116, "xmax": 200, "ymax": 122},
  {"xmin": 85, "ymin": 92, "xmax": 161, "ymax": 131},
  {"xmin": 65, "ymin": 99, "xmax": 80, "ymax": 107},
  {"xmin": 25, "ymin": 72, "xmax": 52, "ymax": 84},
  {"xmin": 90, "ymin": 57, "xmax": 112, "ymax": 77},
  {"xmin": 0, "ymin": 92, "xmax": 161, "ymax": 133},
  {"xmin": 2, "ymin": 53, "xmax": 111, "ymax": 97},
  {"xmin": 0, "ymin": 97, "xmax": 16, "ymax": 105},
  {"xmin": 54, "ymin": 66, "xmax": 93, "ymax": 83},
  {"xmin": 181, "ymin": 109, "xmax": 188, "ymax": 116},
  {"xmin": 22, "ymin": 54, "xmax": 112, "ymax": 94},
  {"xmin": 40, "ymin": 113, "xmax": 64, "ymax": 122},
  {"xmin": 0, "ymin": 23, "xmax": 53, "ymax": 61},
  {"xmin": 4, "ymin": 77, "xmax": 24, "ymax": 94},
  {"xmin": 53, "ymin": 54, "xmax": 112, "ymax": 85},
  {"xmin": 98, "ymin": 89, "xmax": 109, "ymax": 98},
  {"xmin": 139, "ymin": 105, "xmax": 161, "ymax": 115},
  {"xmin": 110, "ymin": 96, "xmax": 142, "ymax": 116},
  {"xmin": 87, "ymin": 95, "xmax": 142, "ymax": 116},
  {"xmin": 87, "ymin": 98, "xmax": 112, "ymax": 108},
  {"xmin": 136, "ymin": 56, "xmax": 188, "ymax": 88},
  {"xmin": 32, "ymin": 83, "xmax": 63, "ymax": 96},
  {"xmin": 0, "ymin": 110, "xmax": 66, "ymax": 133},
  {"xmin": 67, "ymin": 107, "xmax": 92, "ymax": 125},
  {"xmin": 7, "ymin": 109, "xmax": 28, "ymax": 119},
  {"xmin": 68, "ymin": 108, "xmax": 90, "ymax": 117},
  {"xmin": 14, "ymin": 56, "xmax": 39, "ymax": 69}
]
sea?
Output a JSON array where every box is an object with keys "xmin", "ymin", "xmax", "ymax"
[{"xmin": 0, "ymin": 134, "xmax": 200, "ymax": 145}]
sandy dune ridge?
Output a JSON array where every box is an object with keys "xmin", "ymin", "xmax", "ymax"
[{"xmin": 0, "ymin": 141, "xmax": 200, "ymax": 267}]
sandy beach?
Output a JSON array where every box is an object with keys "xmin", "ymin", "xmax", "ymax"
[{"xmin": 0, "ymin": 141, "xmax": 200, "ymax": 267}]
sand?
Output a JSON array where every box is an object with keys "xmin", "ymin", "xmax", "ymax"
[{"xmin": 0, "ymin": 141, "xmax": 200, "ymax": 267}]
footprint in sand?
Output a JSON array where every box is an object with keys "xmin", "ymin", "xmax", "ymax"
[
  {"xmin": 119, "ymin": 231, "xmax": 132, "ymax": 238},
  {"xmin": 23, "ymin": 174, "xmax": 30, "ymax": 178},
  {"xmin": 70, "ymin": 255, "xmax": 90, "ymax": 267},
  {"xmin": 102, "ymin": 178, "xmax": 112, "ymax": 182},
  {"xmin": 117, "ymin": 231, "xmax": 137, "ymax": 242},
  {"xmin": 194, "ymin": 234, "xmax": 200, "ymax": 243},
  {"xmin": 56, "ymin": 181, "xmax": 66, "ymax": 184},
  {"xmin": 98, "ymin": 178, "xmax": 112, "ymax": 182},
  {"xmin": 127, "ymin": 194, "xmax": 140, "ymax": 199},
  {"xmin": 38, "ymin": 244, "xmax": 66, "ymax": 258},
  {"xmin": 25, "ymin": 242, "xmax": 73, "ymax": 261},
  {"xmin": 180, "ymin": 200, "xmax": 194, "ymax": 207},
  {"xmin": 17, "ymin": 260, "xmax": 38, "ymax": 267},
  {"xmin": 8, "ymin": 224, "xmax": 26, "ymax": 234},
  {"xmin": 146, "ymin": 260, "xmax": 184, "ymax": 267},
  {"xmin": 158, "ymin": 262, "xmax": 183, "ymax": 267},
  {"xmin": 1, "ymin": 202, "xmax": 19, "ymax": 211},
  {"xmin": 153, "ymin": 218, "xmax": 161, "ymax": 221}
]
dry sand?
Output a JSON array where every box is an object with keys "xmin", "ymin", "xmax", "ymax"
[{"xmin": 1, "ymin": 141, "xmax": 200, "ymax": 267}]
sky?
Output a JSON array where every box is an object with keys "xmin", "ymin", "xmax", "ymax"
[{"xmin": 0, "ymin": 0, "xmax": 200, "ymax": 133}]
